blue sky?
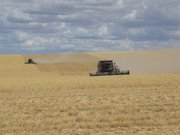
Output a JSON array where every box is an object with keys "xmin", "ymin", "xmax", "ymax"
[{"xmin": 0, "ymin": 0, "xmax": 180, "ymax": 54}]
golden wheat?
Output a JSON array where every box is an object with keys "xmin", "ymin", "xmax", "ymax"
[{"xmin": 0, "ymin": 53, "xmax": 179, "ymax": 135}]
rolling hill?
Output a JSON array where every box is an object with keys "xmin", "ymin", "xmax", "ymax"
[{"xmin": 0, "ymin": 50, "xmax": 180, "ymax": 77}]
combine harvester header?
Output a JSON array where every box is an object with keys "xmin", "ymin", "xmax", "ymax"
[{"xmin": 89, "ymin": 60, "xmax": 130, "ymax": 76}]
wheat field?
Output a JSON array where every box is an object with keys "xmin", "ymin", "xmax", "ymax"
[{"xmin": 0, "ymin": 51, "xmax": 180, "ymax": 135}]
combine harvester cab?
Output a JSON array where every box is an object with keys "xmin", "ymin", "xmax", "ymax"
[
  {"xmin": 89, "ymin": 60, "xmax": 129, "ymax": 76},
  {"xmin": 25, "ymin": 59, "xmax": 36, "ymax": 64}
]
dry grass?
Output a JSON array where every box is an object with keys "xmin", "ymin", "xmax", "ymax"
[{"xmin": 0, "ymin": 54, "xmax": 180, "ymax": 135}]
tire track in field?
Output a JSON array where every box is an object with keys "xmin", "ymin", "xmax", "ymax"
[{"xmin": 23, "ymin": 53, "xmax": 100, "ymax": 75}]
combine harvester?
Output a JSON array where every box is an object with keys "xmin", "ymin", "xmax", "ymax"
[
  {"xmin": 89, "ymin": 60, "xmax": 130, "ymax": 76},
  {"xmin": 25, "ymin": 59, "xmax": 36, "ymax": 64}
]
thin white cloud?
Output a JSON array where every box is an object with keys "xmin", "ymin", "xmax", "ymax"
[{"xmin": 98, "ymin": 25, "xmax": 108, "ymax": 37}]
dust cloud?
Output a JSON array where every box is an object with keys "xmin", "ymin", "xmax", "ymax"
[
  {"xmin": 26, "ymin": 50, "xmax": 180, "ymax": 74},
  {"xmin": 113, "ymin": 51, "xmax": 180, "ymax": 74}
]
